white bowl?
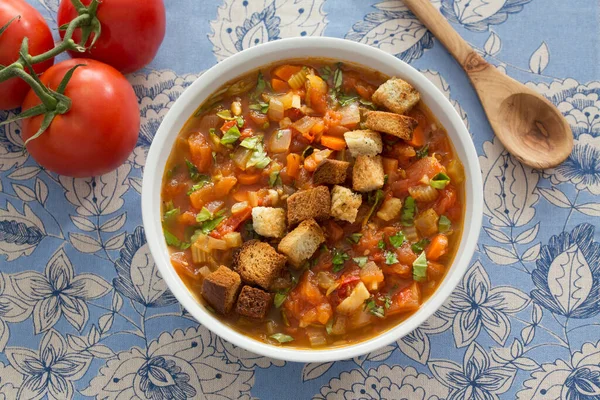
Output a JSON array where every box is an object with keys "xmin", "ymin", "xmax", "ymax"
[{"xmin": 142, "ymin": 37, "xmax": 483, "ymax": 363}]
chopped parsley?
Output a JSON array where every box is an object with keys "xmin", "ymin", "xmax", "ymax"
[
  {"xmin": 353, "ymin": 256, "xmax": 368, "ymax": 268},
  {"xmin": 195, "ymin": 207, "xmax": 213, "ymax": 223},
  {"xmin": 270, "ymin": 333, "xmax": 294, "ymax": 343},
  {"xmin": 377, "ymin": 240, "xmax": 385, "ymax": 250},
  {"xmin": 359, "ymin": 98, "xmax": 377, "ymax": 110},
  {"xmin": 430, "ymin": 172, "xmax": 451, "ymax": 189},
  {"xmin": 439, "ymin": 215, "xmax": 452, "ymax": 233},
  {"xmin": 185, "ymin": 159, "xmax": 202, "ymax": 181},
  {"xmin": 411, "ymin": 238, "xmax": 431, "ymax": 253},
  {"xmin": 220, "ymin": 124, "xmax": 241, "ymax": 145},
  {"xmin": 332, "ymin": 249, "xmax": 350, "ymax": 272},
  {"xmin": 364, "ymin": 297, "xmax": 385, "ymax": 318},
  {"xmin": 347, "ymin": 233, "xmax": 363, "ymax": 244},
  {"xmin": 320, "ymin": 66, "xmax": 332, "ymax": 81},
  {"xmin": 166, "ymin": 165, "xmax": 178, "ymax": 179},
  {"xmin": 413, "ymin": 251, "xmax": 428, "ymax": 282},
  {"xmin": 274, "ymin": 291, "xmax": 288, "ymax": 308},
  {"xmin": 163, "ymin": 228, "xmax": 190, "ymax": 250},
  {"xmin": 416, "ymin": 144, "xmax": 429, "ymax": 159},
  {"xmin": 251, "ymin": 71, "xmax": 267, "ymax": 100},
  {"xmin": 333, "ymin": 64, "xmax": 343, "ymax": 90},
  {"xmin": 269, "ymin": 170, "xmax": 282, "ymax": 187},
  {"xmin": 384, "ymin": 250, "xmax": 399, "ymax": 265},
  {"xmin": 363, "ymin": 189, "xmax": 384, "ymax": 226},
  {"xmin": 389, "ymin": 231, "xmax": 406, "ymax": 248},
  {"xmin": 401, "ymin": 196, "xmax": 416, "ymax": 226},
  {"xmin": 338, "ymin": 94, "xmax": 358, "ymax": 107}
]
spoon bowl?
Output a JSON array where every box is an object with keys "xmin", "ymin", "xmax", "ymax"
[{"xmin": 403, "ymin": 0, "xmax": 573, "ymax": 169}]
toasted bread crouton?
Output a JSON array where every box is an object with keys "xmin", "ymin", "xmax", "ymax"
[
  {"xmin": 353, "ymin": 155, "xmax": 385, "ymax": 192},
  {"xmin": 278, "ymin": 219, "xmax": 325, "ymax": 268},
  {"xmin": 233, "ymin": 240, "xmax": 286, "ymax": 289},
  {"xmin": 251, "ymin": 207, "xmax": 286, "ymax": 238},
  {"xmin": 372, "ymin": 78, "xmax": 420, "ymax": 114},
  {"xmin": 313, "ymin": 159, "xmax": 350, "ymax": 185},
  {"xmin": 364, "ymin": 111, "xmax": 417, "ymax": 140},
  {"xmin": 235, "ymin": 285, "xmax": 273, "ymax": 319},
  {"xmin": 331, "ymin": 185, "xmax": 362, "ymax": 223},
  {"xmin": 344, "ymin": 130, "xmax": 383, "ymax": 157},
  {"xmin": 202, "ymin": 266, "xmax": 241, "ymax": 314},
  {"xmin": 287, "ymin": 186, "xmax": 331, "ymax": 226}
]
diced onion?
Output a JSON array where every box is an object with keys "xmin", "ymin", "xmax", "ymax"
[
  {"xmin": 447, "ymin": 159, "xmax": 465, "ymax": 184},
  {"xmin": 279, "ymin": 117, "xmax": 292, "ymax": 129},
  {"xmin": 292, "ymin": 116, "xmax": 317, "ymax": 135},
  {"xmin": 232, "ymin": 147, "xmax": 253, "ymax": 170},
  {"xmin": 404, "ymin": 225, "xmax": 419, "ymax": 242},
  {"xmin": 278, "ymin": 92, "xmax": 294, "ymax": 110},
  {"xmin": 331, "ymin": 316, "xmax": 347, "ymax": 335},
  {"xmin": 269, "ymin": 129, "xmax": 292, "ymax": 153},
  {"xmin": 409, "ymin": 185, "xmax": 438, "ymax": 202},
  {"xmin": 337, "ymin": 282, "xmax": 370, "ymax": 314},
  {"xmin": 307, "ymin": 329, "xmax": 327, "ymax": 347},
  {"xmin": 207, "ymin": 236, "xmax": 228, "ymax": 251},
  {"xmin": 376, "ymin": 198, "xmax": 403, "ymax": 221},
  {"xmin": 339, "ymin": 104, "xmax": 360, "ymax": 127},
  {"xmin": 415, "ymin": 208, "xmax": 440, "ymax": 237},
  {"xmin": 268, "ymin": 97, "xmax": 285, "ymax": 121},
  {"xmin": 266, "ymin": 321, "xmax": 276, "ymax": 335},
  {"xmin": 267, "ymin": 189, "xmax": 279, "ymax": 205},
  {"xmin": 291, "ymin": 94, "xmax": 301, "ymax": 109},
  {"xmin": 317, "ymin": 272, "xmax": 336, "ymax": 290},
  {"xmin": 224, "ymin": 232, "xmax": 242, "ymax": 248}
]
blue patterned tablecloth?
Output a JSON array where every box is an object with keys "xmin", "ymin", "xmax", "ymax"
[{"xmin": 0, "ymin": 1, "xmax": 599, "ymax": 399}]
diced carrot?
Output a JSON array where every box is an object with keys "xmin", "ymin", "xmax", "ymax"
[
  {"xmin": 189, "ymin": 183, "xmax": 215, "ymax": 209},
  {"xmin": 232, "ymin": 189, "xmax": 249, "ymax": 202},
  {"xmin": 427, "ymin": 261, "xmax": 446, "ymax": 281},
  {"xmin": 382, "ymin": 157, "xmax": 399, "ymax": 175},
  {"xmin": 320, "ymin": 135, "xmax": 347, "ymax": 151},
  {"xmin": 407, "ymin": 124, "xmax": 426, "ymax": 147},
  {"xmin": 327, "ymin": 125, "xmax": 349, "ymax": 137},
  {"xmin": 286, "ymin": 153, "xmax": 301, "ymax": 178},
  {"xmin": 214, "ymin": 176, "xmax": 238, "ymax": 197},
  {"xmin": 273, "ymin": 65, "xmax": 302, "ymax": 81},
  {"xmin": 177, "ymin": 211, "xmax": 197, "ymax": 226},
  {"xmin": 306, "ymin": 74, "xmax": 328, "ymax": 114},
  {"xmin": 237, "ymin": 172, "xmax": 261, "ymax": 185},
  {"xmin": 188, "ymin": 133, "xmax": 212, "ymax": 173},
  {"xmin": 272, "ymin": 78, "xmax": 289, "ymax": 92},
  {"xmin": 426, "ymin": 234, "xmax": 449, "ymax": 261},
  {"xmin": 310, "ymin": 119, "xmax": 326, "ymax": 138}
]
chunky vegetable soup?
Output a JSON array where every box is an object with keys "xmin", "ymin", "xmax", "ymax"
[{"xmin": 161, "ymin": 59, "xmax": 465, "ymax": 348}]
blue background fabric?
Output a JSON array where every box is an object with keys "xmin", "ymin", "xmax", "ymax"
[{"xmin": 0, "ymin": 0, "xmax": 599, "ymax": 399}]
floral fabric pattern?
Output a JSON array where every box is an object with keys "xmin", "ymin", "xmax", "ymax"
[{"xmin": 0, "ymin": 0, "xmax": 598, "ymax": 399}]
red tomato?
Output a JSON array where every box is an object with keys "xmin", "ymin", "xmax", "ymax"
[
  {"xmin": 0, "ymin": 0, "xmax": 54, "ymax": 110},
  {"xmin": 57, "ymin": 0, "xmax": 166, "ymax": 74},
  {"xmin": 21, "ymin": 59, "xmax": 139, "ymax": 177}
]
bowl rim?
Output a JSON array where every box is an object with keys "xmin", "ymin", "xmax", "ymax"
[{"xmin": 142, "ymin": 36, "xmax": 483, "ymax": 363}]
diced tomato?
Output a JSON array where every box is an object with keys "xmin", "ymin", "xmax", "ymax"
[
  {"xmin": 170, "ymin": 252, "xmax": 200, "ymax": 280},
  {"xmin": 248, "ymin": 110, "xmax": 269, "ymax": 127},
  {"xmin": 386, "ymin": 263, "xmax": 412, "ymax": 278},
  {"xmin": 426, "ymin": 234, "xmax": 449, "ymax": 261},
  {"xmin": 214, "ymin": 176, "xmax": 238, "ymax": 197},
  {"xmin": 427, "ymin": 261, "xmax": 446, "ymax": 281},
  {"xmin": 272, "ymin": 78, "xmax": 289, "ymax": 92},
  {"xmin": 396, "ymin": 242, "xmax": 418, "ymax": 265},
  {"xmin": 433, "ymin": 186, "xmax": 457, "ymax": 216},
  {"xmin": 391, "ymin": 179, "xmax": 410, "ymax": 197},
  {"xmin": 387, "ymin": 282, "xmax": 421, "ymax": 315},
  {"xmin": 188, "ymin": 132, "xmax": 212, "ymax": 173},
  {"xmin": 406, "ymin": 156, "xmax": 445, "ymax": 183},
  {"xmin": 162, "ymin": 179, "xmax": 187, "ymax": 198},
  {"xmin": 220, "ymin": 120, "xmax": 237, "ymax": 133},
  {"xmin": 337, "ymin": 275, "xmax": 361, "ymax": 298},
  {"xmin": 284, "ymin": 271, "xmax": 333, "ymax": 328},
  {"xmin": 286, "ymin": 108, "xmax": 304, "ymax": 122},
  {"xmin": 240, "ymin": 128, "xmax": 254, "ymax": 138},
  {"xmin": 177, "ymin": 211, "xmax": 197, "ymax": 226},
  {"xmin": 212, "ymin": 206, "xmax": 252, "ymax": 238}
]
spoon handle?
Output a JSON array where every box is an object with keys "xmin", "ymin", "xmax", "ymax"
[{"xmin": 402, "ymin": 0, "xmax": 489, "ymax": 74}]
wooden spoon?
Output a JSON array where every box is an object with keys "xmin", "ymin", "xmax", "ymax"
[{"xmin": 402, "ymin": 0, "xmax": 573, "ymax": 169}]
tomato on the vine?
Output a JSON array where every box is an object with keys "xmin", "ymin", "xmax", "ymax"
[
  {"xmin": 57, "ymin": 0, "xmax": 166, "ymax": 74},
  {"xmin": 21, "ymin": 59, "xmax": 140, "ymax": 177},
  {"xmin": 0, "ymin": 0, "xmax": 55, "ymax": 110}
]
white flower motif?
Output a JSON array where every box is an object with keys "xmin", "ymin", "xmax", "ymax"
[
  {"xmin": 0, "ymin": 361, "xmax": 23, "ymax": 400},
  {"xmin": 316, "ymin": 364, "xmax": 447, "ymax": 400},
  {"xmin": 0, "ymin": 112, "xmax": 28, "ymax": 171},
  {"xmin": 209, "ymin": 0, "xmax": 328, "ymax": 61},
  {"xmin": 518, "ymin": 340, "xmax": 600, "ymax": 399},
  {"xmin": 214, "ymin": 336, "xmax": 286, "ymax": 368},
  {"xmin": 9, "ymin": 248, "xmax": 111, "ymax": 333},
  {"xmin": 5, "ymin": 329, "xmax": 91, "ymax": 400},
  {"xmin": 0, "ymin": 273, "xmax": 30, "ymax": 351},
  {"xmin": 440, "ymin": 0, "xmax": 533, "ymax": 32},
  {"xmin": 83, "ymin": 326, "xmax": 254, "ymax": 400},
  {"xmin": 438, "ymin": 261, "xmax": 530, "ymax": 347},
  {"xmin": 0, "ymin": 202, "xmax": 46, "ymax": 262}
]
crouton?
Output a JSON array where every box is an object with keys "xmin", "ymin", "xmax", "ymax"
[
  {"xmin": 251, "ymin": 207, "xmax": 286, "ymax": 238},
  {"xmin": 286, "ymin": 186, "xmax": 331, "ymax": 226},
  {"xmin": 331, "ymin": 185, "xmax": 362, "ymax": 223},
  {"xmin": 352, "ymin": 155, "xmax": 385, "ymax": 192},
  {"xmin": 376, "ymin": 197, "xmax": 403, "ymax": 221},
  {"xmin": 313, "ymin": 159, "xmax": 350, "ymax": 185},
  {"xmin": 232, "ymin": 240, "xmax": 286, "ymax": 290},
  {"xmin": 344, "ymin": 130, "xmax": 383, "ymax": 157},
  {"xmin": 235, "ymin": 285, "xmax": 273, "ymax": 319},
  {"xmin": 278, "ymin": 219, "xmax": 325, "ymax": 268},
  {"xmin": 372, "ymin": 77, "xmax": 420, "ymax": 114},
  {"xmin": 201, "ymin": 266, "xmax": 241, "ymax": 314},
  {"xmin": 364, "ymin": 111, "xmax": 417, "ymax": 140}
]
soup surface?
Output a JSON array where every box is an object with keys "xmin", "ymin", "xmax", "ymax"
[{"xmin": 161, "ymin": 59, "xmax": 465, "ymax": 348}]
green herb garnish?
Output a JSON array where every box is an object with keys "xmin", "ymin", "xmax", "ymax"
[
  {"xmin": 416, "ymin": 144, "xmax": 429, "ymax": 159},
  {"xmin": 216, "ymin": 109, "xmax": 235, "ymax": 120},
  {"xmin": 378, "ymin": 240, "xmax": 385, "ymax": 250},
  {"xmin": 353, "ymin": 256, "xmax": 368, "ymax": 268},
  {"xmin": 240, "ymin": 136, "xmax": 261, "ymax": 149},
  {"xmin": 364, "ymin": 297, "xmax": 385, "ymax": 318},
  {"xmin": 413, "ymin": 251, "xmax": 428, "ymax": 282},
  {"xmin": 439, "ymin": 215, "xmax": 451, "ymax": 233},
  {"xmin": 163, "ymin": 228, "xmax": 190, "ymax": 250},
  {"xmin": 195, "ymin": 207, "xmax": 213, "ymax": 223},
  {"xmin": 274, "ymin": 292, "xmax": 288, "ymax": 308},
  {"xmin": 347, "ymin": 233, "xmax": 363, "ymax": 244},
  {"xmin": 221, "ymin": 124, "xmax": 241, "ymax": 145},
  {"xmin": 249, "ymin": 102, "xmax": 269, "ymax": 114},
  {"xmin": 326, "ymin": 318, "xmax": 334, "ymax": 335},
  {"xmin": 430, "ymin": 172, "xmax": 450, "ymax": 189},
  {"xmin": 333, "ymin": 65, "xmax": 343, "ymax": 90},
  {"xmin": 302, "ymin": 146, "xmax": 314, "ymax": 158},
  {"xmin": 320, "ymin": 66, "xmax": 332, "ymax": 81},
  {"xmin": 389, "ymin": 231, "xmax": 406, "ymax": 248},
  {"xmin": 401, "ymin": 196, "xmax": 416, "ymax": 226},
  {"xmin": 363, "ymin": 189, "xmax": 384, "ymax": 226},
  {"xmin": 332, "ymin": 249, "xmax": 350, "ymax": 272},
  {"xmin": 338, "ymin": 94, "xmax": 358, "ymax": 107},
  {"xmin": 185, "ymin": 159, "xmax": 201, "ymax": 181},
  {"xmin": 384, "ymin": 250, "xmax": 399, "ymax": 265},
  {"xmin": 269, "ymin": 170, "xmax": 282, "ymax": 187},
  {"xmin": 359, "ymin": 98, "xmax": 377, "ymax": 110},
  {"xmin": 411, "ymin": 238, "xmax": 431, "ymax": 254},
  {"xmin": 270, "ymin": 333, "xmax": 294, "ymax": 343}
]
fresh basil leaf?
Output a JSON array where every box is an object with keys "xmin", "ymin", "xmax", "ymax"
[
  {"xmin": 384, "ymin": 250, "xmax": 398, "ymax": 265},
  {"xmin": 439, "ymin": 215, "xmax": 452, "ymax": 233},
  {"xmin": 270, "ymin": 333, "xmax": 294, "ymax": 343},
  {"xmin": 200, "ymin": 215, "xmax": 226, "ymax": 234},
  {"xmin": 411, "ymin": 238, "xmax": 431, "ymax": 254},
  {"xmin": 347, "ymin": 233, "xmax": 363, "ymax": 244},
  {"xmin": 364, "ymin": 297, "xmax": 385, "ymax": 318},
  {"xmin": 401, "ymin": 196, "xmax": 416, "ymax": 226},
  {"xmin": 416, "ymin": 144, "xmax": 429, "ymax": 159},
  {"xmin": 274, "ymin": 292, "xmax": 287, "ymax": 308},
  {"xmin": 389, "ymin": 231, "xmax": 406, "ymax": 248},
  {"xmin": 413, "ymin": 251, "xmax": 428, "ymax": 282},
  {"xmin": 163, "ymin": 228, "xmax": 190, "ymax": 250},
  {"xmin": 332, "ymin": 249, "xmax": 350, "ymax": 272},
  {"xmin": 196, "ymin": 207, "xmax": 213, "ymax": 223},
  {"xmin": 430, "ymin": 172, "xmax": 451, "ymax": 189},
  {"xmin": 353, "ymin": 256, "xmax": 368, "ymax": 268},
  {"xmin": 185, "ymin": 159, "xmax": 201, "ymax": 181},
  {"xmin": 378, "ymin": 240, "xmax": 385, "ymax": 250},
  {"xmin": 333, "ymin": 66, "xmax": 343, "ymax": 89},
  {"xmin": 221, "ymin": 124, "xmax": 241, "ymax": 144},
  {"xmin": 320, "ymin": 66, "xmax": 332, "ymax": 81}
]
